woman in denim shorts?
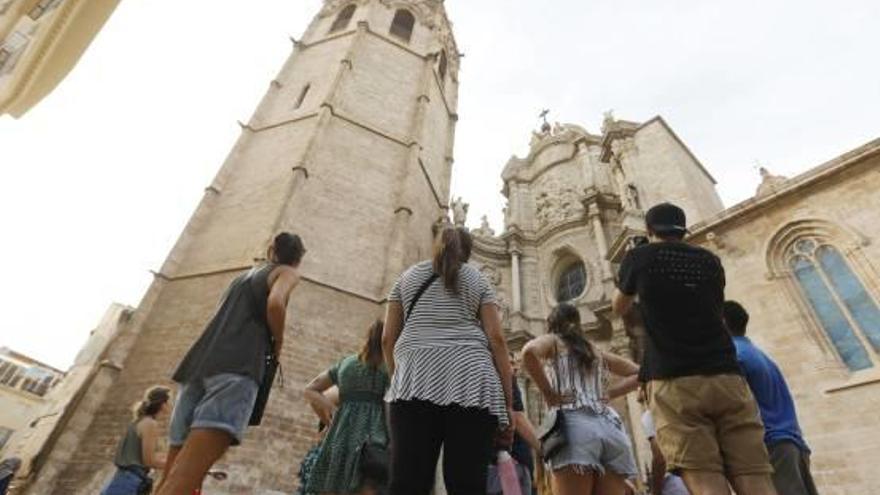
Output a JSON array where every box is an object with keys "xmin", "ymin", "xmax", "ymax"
[
  {"xmin": 522, "ymin": 303, "xmax": 641, "ymax": 495},
  {"xmin": 101, "ymin": 386, "xmax": 172, "ymax": 495}
]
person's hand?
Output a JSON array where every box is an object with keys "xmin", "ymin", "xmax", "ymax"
[
  {"xmin": 543, "ymin": 390, "xmax": 575, "ymax": 408},
  {"xmin": 318, "ymin": 403, "xmax": 336, "ymax": 426},
  {"xmin": 273, "ymin": 341, "xmax": 283, "ymax": 362},
  {"xmin": 496, "ymin": 426, "xmax": 514, "ymax": 449}
]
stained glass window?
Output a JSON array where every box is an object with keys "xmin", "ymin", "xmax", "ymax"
[
  {"xmin": 789, "ymin": 240, "xmax": 879, "ymax": 371},
  {"xmin": 557, "ymin": 262, "xmax": 587, "ymax": 302}
]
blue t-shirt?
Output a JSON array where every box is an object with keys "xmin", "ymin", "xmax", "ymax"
[{"xmin": 732, "ymin": 336, "xmax": 809, "ymax": 452}]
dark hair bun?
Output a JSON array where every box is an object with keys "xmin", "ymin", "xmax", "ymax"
[
  {"xmin": 274, "ymin": 232, "xmax": 306, "ymax": 265},
  {"xmin": 133, "ymin": 386, "xmax": 171, "ymax": 419}
]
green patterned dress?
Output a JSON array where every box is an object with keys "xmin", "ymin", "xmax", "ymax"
[{"xmin": 305, "ymin": 355, "xmax": 389, "ymax": 493}]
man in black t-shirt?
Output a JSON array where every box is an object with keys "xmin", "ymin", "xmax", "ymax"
[{"xmin": 613, "ymin": 203, "xmax": 776, "ymax": 495}]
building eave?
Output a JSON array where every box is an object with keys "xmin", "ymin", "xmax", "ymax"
[
  {"xmin": 0, "ymin": 0, "xmax": 121, "ymax": 117},
  {"xmin": 689, "ymin": 137, "xmax": 880, "ymax": 239},
  {"xmin": 643, "ymin": 116, "xmax": 718, "ymax": 185}
]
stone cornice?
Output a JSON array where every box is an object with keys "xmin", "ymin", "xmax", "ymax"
[
  {"xmin": 599, "ymin": 116, "xmax": 717, "ymax": 185},
  {"xmin": 153, "ymin": 264, "xmax": 386, "ymax": 304},
  {"xmin": 606, "ymin": 226, "xmax": 647, "ymax": 264},
  {"xmin": 471, "ymin": 235, "xmax": 510, "ymax": 260},
  {"xmin": 689, "ymin": 137, "xmax": 880, "ymax": 239},
  {"xmin": 502, "ymin": 128, "xmax": 601, "ymax": 188}
]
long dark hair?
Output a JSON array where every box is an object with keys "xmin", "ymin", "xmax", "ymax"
[
  {"xmin": 132, "ymin": 385, "xmax": 171, "ymax": 420},
  {"xmin": 547, "ymin": 302, "xmax": 596, "ymax": 372},
  {"xmin": 432, "ymin": 226, "xmax": 473, "ymax": 293},
  {"xmin": 358, "ymin": 320, "xmax": 384, "ymax": 369}
]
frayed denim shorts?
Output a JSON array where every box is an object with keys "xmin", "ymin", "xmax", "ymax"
[
  {"xmin": 169, "ymin": 373, "xmax": 258, "ymax": 447},
  {"xmin": 547, "ymin": 408, "xmax": 637, "ymax": 479}
]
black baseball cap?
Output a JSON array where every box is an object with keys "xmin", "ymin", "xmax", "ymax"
[{"xmin": 645, "ymin": 202, "xmax": 688, "ymax": 235}]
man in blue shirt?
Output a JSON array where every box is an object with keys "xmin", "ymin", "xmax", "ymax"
[{"xmin": 723, "ymin": 301, "xmax": 819, "ymax": 495}]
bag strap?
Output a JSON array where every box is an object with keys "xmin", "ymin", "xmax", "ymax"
[
  {"xmin": 365, "ymin": 366, "xmax": 380, "ymax": 443},
  {"xmin": 246, "ymin": 265, "xmax": 284, "ymax": 388},
  {"xmin": 405, "ymin": 273, "xmax": 439, "ymax": 321}
]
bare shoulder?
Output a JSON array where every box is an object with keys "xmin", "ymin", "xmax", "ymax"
[
  {"xmin": 136, "ymin": 417, "xmax": 159, "ymax": 435},
  {"xmin": 523, "ymin": 333, "xmax": 559, "ymax": 357},
  {"xmin": 269, "ymin": 264, "xmax": 300, "ymax": 285}
]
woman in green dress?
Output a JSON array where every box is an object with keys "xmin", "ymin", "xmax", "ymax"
[{"xmin": 304, "ymin": 320, "xmax": 389, "ymax": 495}]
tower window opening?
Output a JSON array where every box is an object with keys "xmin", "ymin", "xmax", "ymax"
[
  {"xmin": 295, "ymin": 84, "xmax": 311, "ymax": 109},
  {"xmin": 438, "ymin": 50, "xmax": 448, "ymax": 83},
  {"xmin": 329, "ymin": 4, "xmax": 356, "ymax": 33},
  {"xmin": 0, "ymin": 48, "xmax": 11, "ymax": 70},
  {"xmin": 390, "ymin": 9, "xmax": 415, "ymax": 43}
]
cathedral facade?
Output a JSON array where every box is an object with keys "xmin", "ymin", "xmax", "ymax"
[
  {"xmin": 11, "ymin": 0, "xmax": 880, "ymax": 493},
  {"xmin": 468, "ymin": 115, "xmax": 880, "ymax": 495}
]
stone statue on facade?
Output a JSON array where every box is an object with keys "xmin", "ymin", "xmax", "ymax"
[
  {"xmin": 602, "ymin": 109, "xmax": 616, "ymax": 134},
  {"xmin": 756, "ymin": 166, "xmax": 789, "ymax": 197},
  {"xmin": 472, "ymin": 215, "xmax": 496, "ymax": 237},
  {"xmin": 450, "ymin": 197, "xmax": 469, "ymax": 227},
  {"xmin": 624, "ymin": 184, "xmax": 641, "ymax": 209}
]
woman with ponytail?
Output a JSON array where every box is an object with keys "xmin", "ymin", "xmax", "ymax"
[
  {"xmin": 382, "ymin": 226, "xmax": 514, "ymax": 494},
  {"xmin": 303, "ymin": 320, "xmax": 389, "ymax": 495},
  {"xmin": 101, "ymin": 386, "xmax": 172, "ymax": 495},
  {"xmin": 522, "ymin": 302, "xmax": 640, "ymax": 495}
]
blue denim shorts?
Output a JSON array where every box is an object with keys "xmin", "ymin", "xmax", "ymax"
[
  {"xmin": 548, "ymin": 408, "xmax": 638, "ymax": 479},
  {"xmin": 169, "ymin": 373, "xmax": 259, "ymax": 447},
  {"xmin": 101, "ymin": 466, "xmax": 149, "ymax": 495}
]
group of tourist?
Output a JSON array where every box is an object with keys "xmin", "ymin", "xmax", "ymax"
[{"xmin": 98, "ymin": 202, "xmax": 818, "ymax": 495}]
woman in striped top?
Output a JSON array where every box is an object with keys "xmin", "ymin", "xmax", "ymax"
[
  {"xmin": 522, "ymin": 302, "xmax": 640, "ymax": 495},
  {"xmin": 382, "ymin": 226, "xmax": 514, "ymax": 495}
]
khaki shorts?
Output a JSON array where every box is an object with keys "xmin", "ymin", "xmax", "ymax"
[{"xmin": 648, "ymin": 374, "xmax": 772, "ymax": 477}]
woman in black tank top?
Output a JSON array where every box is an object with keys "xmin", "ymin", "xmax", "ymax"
[{"xmin": 100, "ymin": 386, "xmax": 171, "ymax": 495}]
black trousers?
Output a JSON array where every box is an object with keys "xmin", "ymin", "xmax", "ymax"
[
  {"xmin": 389, "ymin": 399, "xmax": 497, "ymax": 495},
  {"xmin": 768, "ymin": 441, "xmax": 819, "ymax": 495}
]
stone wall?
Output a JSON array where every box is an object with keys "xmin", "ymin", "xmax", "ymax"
[{"xmin": 690, "ymin": 150, "xmax": 880, "ymax": 494}]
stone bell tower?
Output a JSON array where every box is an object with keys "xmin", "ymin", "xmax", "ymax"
[{"xmin": 29, "ymin": 1, "xmax": 460, "ymax": 493}]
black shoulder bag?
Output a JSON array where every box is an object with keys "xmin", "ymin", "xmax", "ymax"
[
  {"xmin": 536, "ymin": 341, "xmax": 569, "ymax": 459},
  {"xmin": 248, "ymin": 266, "xmax": 282, "ymax": 426},
  {"xmin": 355, "ymin": 368, "xmax": 390, "ymax": 484}
]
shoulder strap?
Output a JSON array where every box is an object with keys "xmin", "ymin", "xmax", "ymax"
[
  {"xmin": 245, "ymin": 264, "xmax": 284, "ymax": 387},
  {"xmin": 405, "ymin": 273, "xmax": 439, "ymax": 321}
]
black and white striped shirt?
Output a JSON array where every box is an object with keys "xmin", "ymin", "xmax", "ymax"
[{"xmin": 385, "ymin": 260, "xmax": 508, "ymax": 425}]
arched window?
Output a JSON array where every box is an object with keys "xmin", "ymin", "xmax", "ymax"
[
  {"xmin": 556, "ymin": 261, "xmax": 587, "ymax": 302},
  {"xmin": 788, "ymin": 239, "xmax": 880, "ymax": 371},
  {"xmin": 390, "ymin": 9, "xmax": 415, "ymax": 43},
  {"xmin": 329, "ymin": 4, "xmax": 356, "ymax": 33},
  {"xmin": 294, "ymin": 83, "xmax": 310, "ymax": 109},
  {"xmin": 438, "ymin": 50, "xmax": 448, "ymax": 82}
]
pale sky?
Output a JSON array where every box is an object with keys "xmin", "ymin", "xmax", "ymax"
[{"xmin": 1, "ymin": 0, "xmax": 878, "ymax": 369}]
